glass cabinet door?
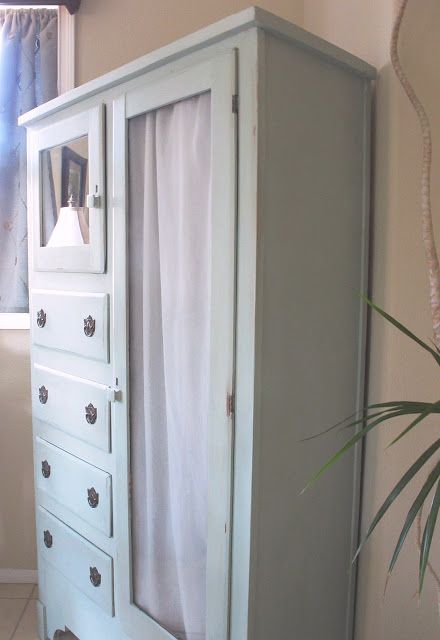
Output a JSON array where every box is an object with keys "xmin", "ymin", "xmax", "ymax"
[
  {"xmin": 129, "ymin": 91, "xmax": 212, "ymax": 640},
  {"xmin": 113, "ymin": 51, "xmax": 237, "ymax": 640},
  {"xmin": 30, "ymin": 105, "xmax": 105, "ymax": 272}
]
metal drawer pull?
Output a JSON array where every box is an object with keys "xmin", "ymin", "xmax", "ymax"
[
  {"xmin": 38, "ymin": 385, "xmax": 48, "ymax": 404},
  {"xmin": 89, "ymin": 566, "xmax": 101, "ymax": 587},
  {"xmin": 85, "ymin": 403, "xmax": 97, "ymax": 424},
  {"xmin": 41, "ymin": 460, "xmax": 51, "ymax": 478},
  {"xmin": 87, "ymin": 487, "xmax": 99, "ymax": 508},
  {"xmin": 84, "ymin": 315, "xmax": 96, "ymax": 337},
  {"xmin": 36, "ymin": 309, "xmax": 46, "ymax": 328},
  {"xmin": 43, "ymin": 530, "xmax": 53, "ymax": 549}
]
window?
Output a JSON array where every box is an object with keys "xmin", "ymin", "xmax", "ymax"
[{"xmin": 0, "ymin": 5, "xmax": 74, "ymax": 329}]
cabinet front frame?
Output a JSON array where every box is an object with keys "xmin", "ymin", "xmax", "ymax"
[
  {"xmin": 112, "ymin": 50, "xmax": 238, "ymax": 640},
  {"xmin": 29, "ymin": 105, "xmax": 106, "ymax": 273}
]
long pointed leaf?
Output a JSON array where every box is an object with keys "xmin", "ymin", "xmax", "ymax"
[
  {"xmin": 369, "ymin": 401, "xmax": 437, "ymax": 410},
  {"xmin": 340, "ymin": 403, "xmax": 438, "ymax": 435},
  {"xmin": 387, "ymin": 402, "xmax": 440, "ymax": 448},
  {"xmin": 304, "ymin": 401, "xmax": 439, "ymax": 443},
  {"xmin": 363, "ymin": 296, "xmax": 440, "ymax": 367},
  {"xmin": 420, "ymin": 478, "xmax": 440, "ymax": 591},
  {"xmin": 301, "ymin": 409, "xmax": 393, "ymax": 442},
  {"xmin": 302, "ymin": 409, "xmax": 412, "ymax": 493},
  {"xmin": 353, "ymin": 438, "xmax": 440, "ymax": 562},
  {"xmin": 388, "ymin": 461, "xmax": 440, "ymax": 576}
]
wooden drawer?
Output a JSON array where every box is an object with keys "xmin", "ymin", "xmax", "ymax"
[
  {"xmin": 36, "ymin": 438, "xmax": 112, "ymax": 537},
  {"xmin": 37, "ymin": 507, "xmax": 114, "ymax": 616},
  {"xmin": 33, "ymin": 365, "xmax": 111, "ymax": 452},
  {"xmin": 31, "ymin": 290, "xmax": 109, "ymax": 362}
]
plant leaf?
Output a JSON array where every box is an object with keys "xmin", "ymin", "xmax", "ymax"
[
  {"xmin": 362, "ymin": 295, "xmax": 440, "ymax": 367},
  {"xmin": 301, "ymin": 409, "xmax": 392, "ymax": 442},
  {"xmin": 303, "ymin": 401, "xmax": 431, "ymax": 443},
  {"xmin": 353, "ymin": 438, "xmax": 440, "ymax": 563},
  {"xmin": 303, "ymin": 400, "xmax": 439, "ymax": 443},
  {"xmin": 301, "ymin": 409, "xmax": 413, "ymax": 493},
  {"xmin": 388, "ymin": 461, "xmax": 440, "ymax": 577},
  {"xmin": 386, "ymin": 401, "xmax": 440, "ymax": 448},
  {"xmin": 420, "ymin": 477, "xmax": 440, "ymax": 592},
  {"xmin": 369, "ymin": 401, "xmax": 434, "ymax": 410}
]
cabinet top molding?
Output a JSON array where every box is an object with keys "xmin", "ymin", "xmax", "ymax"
[{"xmin": 18, "ymin": 5, "xmax": 376, "ymax": 127}]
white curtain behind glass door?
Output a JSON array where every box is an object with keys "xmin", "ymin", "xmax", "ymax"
[{"xmin": 129, "ymin": 92, "xmax": 212, "ymax": 640}]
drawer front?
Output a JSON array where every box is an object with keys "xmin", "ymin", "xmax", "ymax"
[
  {"xmin": 37, "ymin": 507, "xmax": 113, "ymax": 616},
  {"xmin": 33, "ymin": 365, "xmax": 111, "ymax": 452},
  {"xmin": 32, "ymin": 290, "xmax": 109, "ymax": 362},
  {"xmin": 36, "ymin": 438, "xmax": 112, "ymax": 536}
]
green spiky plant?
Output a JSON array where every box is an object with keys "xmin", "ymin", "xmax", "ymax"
[
  {"xmin": 303, "ymin": 296, "xmax": 440, "ymax": 593},
  {"xmin": 304, "ymin": 0, "xmax": 440, "ymax": 595}
]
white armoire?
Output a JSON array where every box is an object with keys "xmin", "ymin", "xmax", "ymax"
[{"xmin": 20, "ymin": 8, "xmax": 375, "ymax": 640}]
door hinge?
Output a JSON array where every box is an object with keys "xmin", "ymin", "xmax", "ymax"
[
  {"xmin": 232, "ymin": 94, "xmax": 238, "ymax": 114},
  {"xmin": 226, "ymin": 392, "xmax": 235, "ymax": 417}
]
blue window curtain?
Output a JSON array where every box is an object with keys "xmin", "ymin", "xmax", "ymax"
[{"xmin": 0, "ymin": 8, "xmax": 58, "ymax": 313}]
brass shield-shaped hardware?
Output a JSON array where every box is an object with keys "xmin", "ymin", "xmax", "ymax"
[
  {"xmin": 43, "ymin": 530, "xmax": 53, "ymax": 548},
  {"xmin": 39, "ymin": 385, "xmax": 48, "ymax": 404},
  {"xmin": 87, "ymin": 487, "xmax": 99, "ymax": 508},
  {"xmin": 36, "ymin": 309, "xmax": 46, "ymax": 328},
  {"xmin": 83, "ymin": 315, "xmax": 96, "ymax": 337},
  {"xmin": 85, "ymin": 403, "xmax": 97, "ymax": 424},
  {"xmin": 89, "ymin": 566, "xmax": 101, "ymax": 587},
  {"xmin": 41, "ymin": 460, "xmax": 51, "ymax": 478}
]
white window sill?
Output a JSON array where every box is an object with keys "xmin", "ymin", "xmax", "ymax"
[{"xmin": 0, "ymin": 313, "xmax": 30, "ymax": 330}]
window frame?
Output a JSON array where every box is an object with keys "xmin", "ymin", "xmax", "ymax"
[{"xmin": 0, "ymin": 4, "xmax": 74, "ymax": 329}]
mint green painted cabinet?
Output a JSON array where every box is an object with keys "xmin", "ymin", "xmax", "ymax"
[{"xmin": 20, "ymin": 8, "xmax": 374, "ymax": 640}]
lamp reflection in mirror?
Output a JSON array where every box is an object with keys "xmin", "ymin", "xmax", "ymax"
[{"xmin": 46, "ymin": 194, "xmax": 90, "ymax": 247}]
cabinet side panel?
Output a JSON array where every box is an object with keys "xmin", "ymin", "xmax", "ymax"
[{"xmin": 252, "ymin": 34, "xmax": 370, "ymax": 640}]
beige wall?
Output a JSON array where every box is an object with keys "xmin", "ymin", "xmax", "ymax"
[
  {"xmin": 304, "ymin": 0, "xmax": 393, "ymax": 69},
  {"xmin": 0, "ymin": 331, "xmax": 35, "ymax": 571},
  {"xmin": 6, "ymin": 1, "xmax": 440, "ymax": 638},
  {"xmin": 75, "ymin": 0, "xmax": 303, "ymax": 85}
]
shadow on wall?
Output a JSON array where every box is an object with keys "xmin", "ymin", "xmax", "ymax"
[{"xmin": 0, "ymin": 329, "xmax": 36, "ymax": 572}]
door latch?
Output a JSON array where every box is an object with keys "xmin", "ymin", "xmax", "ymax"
[{"xmin": 107, "ymin": 387, "xmax": 122, "ymax": 402}]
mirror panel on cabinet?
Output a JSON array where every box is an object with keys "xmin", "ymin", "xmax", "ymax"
[{"xmin": 31, "ymin": 106, "xmax": 105, "ymax": 273}]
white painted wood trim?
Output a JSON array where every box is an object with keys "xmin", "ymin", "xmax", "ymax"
[
  {"xmin": 0, "ymin": 313, "xmax": 30, "ymax": 330},
  {"xmin": 31, "ymin": 105, "xmax": 106, "ymax": 274},
  {"xmin": 0, "ymin": 569, "xmax": 38, "ymax": 584},
  {"xmin": 58, "ymin": 6, "xmax": 75, "ymax": 94},
  {"xmin": 18, "ymin": 6, "xmax": 376, "ymax": 127}
]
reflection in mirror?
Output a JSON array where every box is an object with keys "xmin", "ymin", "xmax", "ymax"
[{"xmin": 41, "ymin": 136, "xmax": 90, "ymax": 247}]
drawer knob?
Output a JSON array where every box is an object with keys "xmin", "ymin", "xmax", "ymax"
[
  {"xmin": 38, "ymin": 385, "xmax": 48, "ymax": 404},
  {"xmin": 84, "ymin": 315, "xmax": 96, "ymax": 337},
  {"xmin": 41, "ymin": 460, "xmax": 51, "ymax": 478},
  {"xmin": 89, "ymin": 566, "xmax": 101, "ymax": 587},
  {"xmin": 87, "ymin": 487, "xmax": 99, "ymax": 508},
  {"xmin": 85, "ymin": 403, "xmax": 97, "ymax": 425},
  {"xmin": 36, "ymin": 309, "xmax": 46, "ymax": 328},
  {"xmin": 43, "ymin": 530, "xmax": 53, "ymax": 549}
]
